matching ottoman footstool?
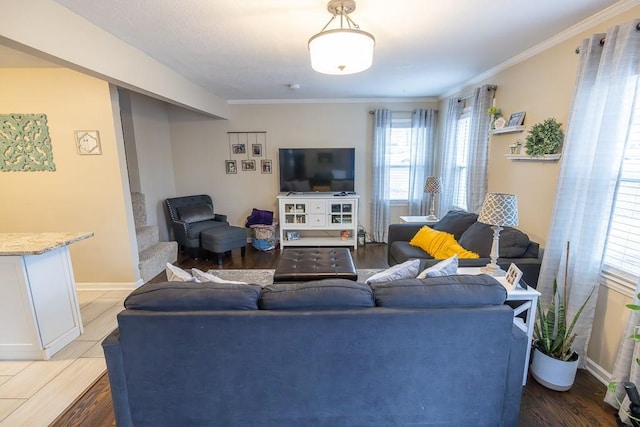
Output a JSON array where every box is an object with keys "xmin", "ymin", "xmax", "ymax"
[
  {"xmin": 201, "ymin": 226, "xmax": 247, "ymax": 265},
  {"xmin": 273, "ymin": 247, "xmax": 357, "ymax": 283}
]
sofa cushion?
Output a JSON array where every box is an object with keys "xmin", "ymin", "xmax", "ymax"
[
  {"xmin": 417, "ymin": 255, "xmax": 459, "ymax": 279},
  {"xmin": 260, "ymin": 279, "xmax": 374, "ymax": 310},
  {"xmin": 177, "ymin": 203, "xmax": 215, "ymax": 223},
  {"xmin": 432, "ymin": 210, "xmax": 479, "ymax": 239},
  {"xmin": 458, "ymin": 222, "xmax": 531, "ymax": 258},
  {"xmin": 364, "ymin": 259, "xmax": 420, "ymax": 285},
  {"xmin": 124, "ymin": 281, "xmax": 261, "ymax": 311},
  {"xmin": 409, "ymin": 226, "xmax": 479, "ymax": 259},
  {"xmin": 371, "ymin": 275, "xmax": 507, "ymax": 308}
]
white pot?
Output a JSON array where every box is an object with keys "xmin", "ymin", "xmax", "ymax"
[{"xmin": 530, "ymin": 347, "xmax": 579, "ymax": 391}]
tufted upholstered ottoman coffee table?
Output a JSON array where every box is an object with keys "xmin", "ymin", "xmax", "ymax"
[
  {"xmin": 273, "ymin": 247, "xmax": 357, "ymax": 283},
  {"xmin": 201, "ymin": 225, "xmax": 247, "ymax": 266}
]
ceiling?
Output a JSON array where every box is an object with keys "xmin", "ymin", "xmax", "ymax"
[{"xmin": 4, "ymin": 0, "xmax": 624, "ymax": 100}]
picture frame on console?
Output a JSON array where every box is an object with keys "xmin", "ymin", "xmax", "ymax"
[{"xmin": 505, "ymin": 263, "xmax": 523, "ymax": 289}]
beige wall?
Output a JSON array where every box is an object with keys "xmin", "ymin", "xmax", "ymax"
[
  {"xmin": 0, "ymin": 68, "xmax": 138, "ymax": 284},
  {"xmin": 443, "ymin": 5, "xmax": 640, "ymax": 374},
  {"xmin": 167, "ymin": 101, "xmax": 436, "ymax": 235}
]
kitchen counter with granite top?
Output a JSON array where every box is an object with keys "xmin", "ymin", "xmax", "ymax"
[{"xmin": 0, "ymin": 232, "xmax": 93, "ymax": 256}]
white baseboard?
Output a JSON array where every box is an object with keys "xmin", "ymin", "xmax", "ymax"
[
  {"xmin": 76, "ymin": 281, "xmax": 140, "ymax": 291},
  {"xmin": 585, "ymin": 357, "xmax": 612, "ymax": 386}
]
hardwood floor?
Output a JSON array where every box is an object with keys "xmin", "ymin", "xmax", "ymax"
[{"xmin": 55, "ymin": 243, "xmax": 618, "ymax": 426}]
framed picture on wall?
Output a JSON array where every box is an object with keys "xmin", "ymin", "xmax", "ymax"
[
  {"xmin": 225, "ymin": 160, "xmax": 237, "ymax": 174},
  {"xmin": 75, "ymin": 130, "xmax": 102, "ymax": 155},
  {"xmin": 261, "ymin": 160, "xmax": 272, "ymax": 174},
  {"xmin": 252, "ymin": 144, "xmax": 263, "ymax": 157},
  {"xmin": 232, "ymin": 143, "xmax": 246, "ymax": 155},
  {"xmin": 241, "ymin": 159, "xmax": 256, "ymax": 171}
]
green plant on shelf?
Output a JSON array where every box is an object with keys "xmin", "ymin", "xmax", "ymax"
[{"xmin": 525, "ymin": 117, "xmax": 564, "ymax": 156}]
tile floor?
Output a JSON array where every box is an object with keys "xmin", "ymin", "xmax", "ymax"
[{"xmin": 0, "ymin": 289, "xmax": 129, "ymax": 426}]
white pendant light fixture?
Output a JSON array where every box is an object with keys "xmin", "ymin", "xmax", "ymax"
[{"xmin": 308, "ymin": 0, "xmax": 375, "ymax": 75}]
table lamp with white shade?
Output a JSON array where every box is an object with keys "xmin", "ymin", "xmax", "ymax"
[
  {"xmin": 477, "ymin": 192, "xmax": 519, "ymax": 276},
  {"xmin": 424, "ymin": 176, "xmax": 442, "ymax": 221}
]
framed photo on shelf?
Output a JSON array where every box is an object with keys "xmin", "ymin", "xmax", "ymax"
[
  {"xmin": 241, "ymin": 159, "xmax": 256, "ymax": 171},
  {"xmin": 261, "ymin": 159, "xmax": 272, "ymax": 174},
  {"xmin": 505, "ymin": 263, "xmax": 524, "ymax": 289},
  {"xmin": 225, "ymin": 160, "xmax": 237, "ymax": 174},
  {"xmin": 507, "ymin": 111, "xmax": 526, "ymax": 127}
]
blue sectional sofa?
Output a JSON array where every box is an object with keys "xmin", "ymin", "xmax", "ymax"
[{"xmin": 103, "ymin": 275, "xmax": 527, "ymax": 426}]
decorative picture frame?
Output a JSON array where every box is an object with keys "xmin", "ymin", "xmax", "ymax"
[
  {"xmin": 507, "ymin": 112, "xmax": 526, "ymax": 127},
  {"xmin": 505, "ymin": 263, "xmax": 524, "ymax": 289},
  {"xmin": 232, "ymin": 143, "xmax": 246, "ymax": 155},
  {"xmin": 225, "ymin": 160, "xmax": 237, "ymax": 174},
  {"xmin": 261, "ymin": 159, "xmax": 272, "ymax": 174},
  {"xmin": 252, "ymin": 143, "xmax": 263, "ymax": 157},
  {"xmin": 286, "ymin": 231, "xmax": 300, "ymax": 241},
  {"xmin": 75, "ymin": 130, "xmax": 102, "ymax": 155},
  {"xmin": 241, "ymin": 159, "xmax": 256, "ymax": 171}
]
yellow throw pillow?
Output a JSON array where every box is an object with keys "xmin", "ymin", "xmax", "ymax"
[{"xmin": 409, "ymin": 226, "xmax": 479, "ymax": 259}]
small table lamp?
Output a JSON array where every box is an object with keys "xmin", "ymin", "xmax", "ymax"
[
  {"xmin": 477, "ymin": 192, "xmax": 519, "ymax": 276},
  {"xmin": 424, "ymin": 176, "xmax": 442, "ymax": 221}
]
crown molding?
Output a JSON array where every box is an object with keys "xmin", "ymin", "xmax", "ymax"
[
  {"xmin": 440, "ymin": 0, "xmax": 640, "ymax": 99},
  {"xmin": 227, "ymin": 97, "xmax": 438, "ymax": 105}
]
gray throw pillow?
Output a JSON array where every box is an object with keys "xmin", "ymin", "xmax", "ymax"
[
  {"xmin": 432, "ymin": 210, "xmax": 478, "ymax": 239},
  {"xmin": 458, "ymin": 222, "xmax": 530, "ymax": 258},
  {"xmin": 177, "ymin": 204, "xmax": 215, "ymax": 223}
]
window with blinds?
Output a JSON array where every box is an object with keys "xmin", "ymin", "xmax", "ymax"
[
  {"xmin": 602, "ymin": 90, "xmax": 640, "ymax": 282},
  {"xmin": 388, "ymin": 118, "xmax": 411, "ymax": 201},
  {"xmin": 452, "ymin": 109, "xmax": 471, "ymax": 210}
]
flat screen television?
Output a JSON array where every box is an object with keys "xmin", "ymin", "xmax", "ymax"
[{"xmin": 279, "ymin": 148, "xmax": 355, "ymax": 193}]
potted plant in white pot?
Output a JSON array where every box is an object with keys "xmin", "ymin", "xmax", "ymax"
[{"xmin": 531, "ymin": 242, "xmax": 595, "ymax": 391}]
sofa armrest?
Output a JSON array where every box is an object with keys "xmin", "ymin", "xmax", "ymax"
[
  {"xmin": 502, "ymin": 324, "xmax": 527, "ymax": 425},
  {"xmin": 214, "ymin": 213, "xmax": 228, "ymax": 224},
  {"xmin": 102, "ymin": 328, "xmax": 134, "ymax": 427}
]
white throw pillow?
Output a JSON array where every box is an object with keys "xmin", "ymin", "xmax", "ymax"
[
  {"xmin": 365, "ymin": 259, "xmax": 421, "ymax": 285},
  {"xmin": 416, "ymin": 255, "xmax": 459, "ymax": 279},
  {"xmin": 166, "ymin": 263, "xmax": 198, "ymax": 282},
  {"xmin": 192, "ymin": 268, "xmax": 248, "ymax": 285}
]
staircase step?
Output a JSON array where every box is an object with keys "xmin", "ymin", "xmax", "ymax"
[
  {"xmin": 136, "ymin": 225, "xmax": 159, "ymax": 252},
  {"xmin": 139, "ymin": 241, "xmax": 178, "ymax": 283},
  {"xmin": 131, "ymin": 192, "xmax": 147, "ymax": 229}
]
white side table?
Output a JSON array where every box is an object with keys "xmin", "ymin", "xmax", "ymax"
[
  {"xmin": 457, "ymin": 267, "xmax": 540, "ymax": 386},
  {"xmin": 399, "ymin": 216, "xmax": 438, "ymax": 225}
]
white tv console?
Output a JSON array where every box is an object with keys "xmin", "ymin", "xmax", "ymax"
[{"xmin": 277, "ymin": 192, "xmax": 359, "ymax": 251}]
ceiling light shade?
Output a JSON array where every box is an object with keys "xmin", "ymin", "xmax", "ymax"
[{"xmin": 308, "ymin": 0, "xmax": 375, "ymax": 75}]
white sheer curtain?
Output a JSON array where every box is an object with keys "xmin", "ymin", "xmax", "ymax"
[
  {"xmin": 407, "ymin": 109, "xmax": 437, "ymax": 215},
  {"xmin": 370, "ymin": 109, "xmax": 392, "ymax": 242},
  {"xmin": 538, "ymin": 21, "xmax": 640, "ymax": 375},
  {"xmin": 437, "ymin": 98, "xmax": 463, "ymax": 215},
  {"xmin": 601, "ymin": 20, "xmax": 640, "ymax": 418},
  {"xmin": 465, "ymin": 85, "xmax": 495, "ymax": 213}
]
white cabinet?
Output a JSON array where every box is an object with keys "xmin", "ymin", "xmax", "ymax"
[
  {"xmin": 278, "ymin": 193, "xmax": 359, "ymax": 250},
  {"xmin": 0, "ymin": 232, "xmax": 92, "ymax": 360}
]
